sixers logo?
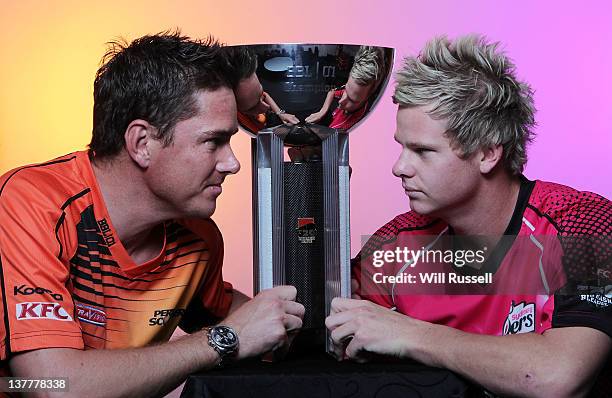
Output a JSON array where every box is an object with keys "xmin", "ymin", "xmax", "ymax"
[
  {"xmin": 76, "ymin": 303, "xmax": 107, "ymax": 326},
  {"xmin": 502, "ymin": 301, "xmax": 535, "ymax": 335}
]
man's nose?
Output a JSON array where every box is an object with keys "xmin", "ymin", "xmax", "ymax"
[
  {"xmin": 392, "ymin": 152, "xmax": 415, "ymax": 178},
  {"xmin": 218, "ymin": 145, "xmax": 241, "ymax": 175}
]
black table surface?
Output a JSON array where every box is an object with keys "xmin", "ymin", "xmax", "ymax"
[{"xmin": 180, "ymin": 352, "xmax": 479, "ymax": 398}]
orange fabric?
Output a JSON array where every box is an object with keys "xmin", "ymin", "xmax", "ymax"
[
  {"xmin": 0, "ymin": 151, "xmax": 232, "ymax": 374},
  {"xmin": 237, "ymin": 111, "xmax": 265, "ymax": 134}
]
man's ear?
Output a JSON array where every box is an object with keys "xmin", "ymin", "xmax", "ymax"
[
  {"xmin": 124, "ymin": 120, "xmax": 155, "ymax": 168},
  {"xmin": 479, "ymin": 144, "xmax": 504, "ymax": 174}
]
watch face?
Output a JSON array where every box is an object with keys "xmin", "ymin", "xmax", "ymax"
[{"xmin": 212, "ymin": 326, "xmax": 238, "ymax": 349}]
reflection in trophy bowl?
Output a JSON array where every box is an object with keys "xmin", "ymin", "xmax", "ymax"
[{"xmin": 225, "ymin": 44, "xmax": 395, "ymax": 145}]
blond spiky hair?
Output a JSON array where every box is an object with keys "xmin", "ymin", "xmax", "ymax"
[
  {"xmin": 393, "ymin": 35, "xmax": 536, "ymax": 175},
  {"xmin": 350, "ymin": 46, "xmax": 386, "ymax": 89}
]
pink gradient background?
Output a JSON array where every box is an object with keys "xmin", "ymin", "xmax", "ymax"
[{"xmin": 1, "ymin": 0, "xmax": 611, "ymax": 297}]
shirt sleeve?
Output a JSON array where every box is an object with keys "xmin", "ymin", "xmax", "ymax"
[
  {"xmin": 550, "ymin": 197, "xmax": 612, "ymax": 337},
  {"xmin": 0, "ymin": 172, "xmax": 84, "ymax": 360}
]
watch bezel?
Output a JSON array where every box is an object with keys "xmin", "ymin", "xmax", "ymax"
[{"xmin": 208, "ymin": 325, "xmax": 239, "ymax": 356}]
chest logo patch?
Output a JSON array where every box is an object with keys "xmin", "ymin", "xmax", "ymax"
[
  {"xmin": 16, "ymin": 302, "xmax": 72, "ymax": 321},
  {"xmin": 503, "ymin": 301, "xmax": 535, "ymax": 335},
  {"xmin": 76, "ymin": 303, "xmax": 107, "ymax": 326}
]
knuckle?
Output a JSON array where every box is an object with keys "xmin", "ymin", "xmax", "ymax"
[
  {"xmin": 273, "ymin": 313, "xmax": 285, "ymax": 324},
  {"xmin": 331, "ymin": 297, "xmax": 341, "ymax": 309},
  {"xmin": 353, "ymin": 330, "xmax": 368, "ymax": 345},
  {"xmin": 271, "ymin": 299, "xmax": 283, "ymax": 311},
  {"xmin": 272, "ymin": 327, "xmax": 285, "ymax": 341}
]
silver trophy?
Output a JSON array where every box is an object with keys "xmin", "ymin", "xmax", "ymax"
[{"xmin": 230, "ymin": 44, "xmax": 394, "ymax": 354}]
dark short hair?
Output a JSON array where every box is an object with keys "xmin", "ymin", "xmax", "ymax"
[
  {"xmin": 89, "ymin": 31, "xmax": 229, "ymax": 159},
  {"xmin": 220, "ymin": 46, "xmax": 258, "ymax": 88}
]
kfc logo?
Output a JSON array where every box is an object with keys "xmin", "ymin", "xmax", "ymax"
[
  {"xmin": 16, "ymin": 302, "xmax": 72, "ymax": 321},
  {"xmin": 502, "ymin": 301, "xmax": 535, "ymax": 335},
  {"xmin": 76, "ymin": 303, "xmax": 107, "ymax": 326}
]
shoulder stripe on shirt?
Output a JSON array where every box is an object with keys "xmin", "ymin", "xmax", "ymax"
[
  {"xmin": 0, "ymin": 156, "xmax": 77, "ymax": 196},
  {"xmin": 360, "ymin": 219, "xmax": 442, "ymax": 259},
  {"xmin": 55, "ymin": 187, "xmax": 91, "ymax": 259},
  {"xmin": 526, "ymin": 204, "xmax": 561, "ymax": 232}
]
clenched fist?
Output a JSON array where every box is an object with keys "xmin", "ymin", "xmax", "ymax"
[{"xmin": 222, "ymin": 285, "xmax": 305, "ymax": 359}]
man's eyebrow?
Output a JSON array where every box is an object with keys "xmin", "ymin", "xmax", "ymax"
[
  {"xmin": 393, "ymin": 134, "xmax": 436, "ymax": 148},
  {"xmin": 201, "ymin": 128, "xmax": 239, "ymax": 137},
  {"xmin": 406, "ymin": 141, "xmax": 436, "ymax": 149}
]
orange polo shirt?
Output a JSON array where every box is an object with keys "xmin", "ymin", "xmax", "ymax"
[{"xmin": 0, "ymin": 151, "xmax": 232, "ymax": 375}]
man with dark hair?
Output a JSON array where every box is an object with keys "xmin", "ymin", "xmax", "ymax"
[
  {"xmin": 327, "ymin": 35, "xmax": 611, "ymax": 397},
  {"xmin": 0, "ymin": 32, "xmax": 304, "ymax": 397},
  {"xmin": 222, "ymin": 46, "xmax": 299, "ymax": 126}
]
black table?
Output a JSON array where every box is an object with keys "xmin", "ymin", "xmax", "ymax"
[{"xmin": 181, "ymin": 353, "xmax": 478, "ymax": 398}]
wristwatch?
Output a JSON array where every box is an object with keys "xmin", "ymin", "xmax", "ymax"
[{"xmin": 206, "ymin": 325, "xmax": 239, "ymax": 365}]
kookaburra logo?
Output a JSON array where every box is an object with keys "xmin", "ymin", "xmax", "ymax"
[{"xmin": 503, "ymin": 301, "xmax": 535, "ymax": 335}]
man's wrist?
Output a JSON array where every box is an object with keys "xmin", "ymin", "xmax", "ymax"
[
  {"xmin": 195, "ymin": 329, "xmax": 223, "ymax": 368},
  {"xmin": 407, "ymin": 321, "xmax": 457, "ymax": 368}
]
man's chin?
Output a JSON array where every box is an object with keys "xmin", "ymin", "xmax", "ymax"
[
  {"xmin": 409, "ymin": 201, "xmax": 436, "ymax": 217},
  {"xmin": 181, "ymin": 205, "xmax": 216, "ymax": 220}
]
